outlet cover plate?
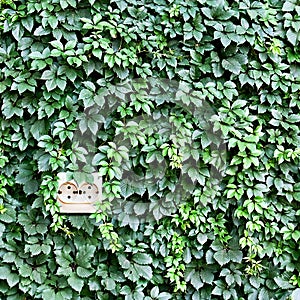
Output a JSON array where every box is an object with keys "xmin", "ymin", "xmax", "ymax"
[{"xmin": 56, "ymin": 172, "xmax": 102, "ymax": 213}]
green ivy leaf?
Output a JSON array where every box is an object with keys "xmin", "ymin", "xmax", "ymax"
[
  {"xmin": 190, "ymin": 271, "xmax": 204, "ymax": 289},
  {"xmin": 104, "ymin": 278, "xmax": 116, "ymax": 291},
  {"xmin": 134, "ymin": 264, "xmax": 152, "ymax": 280},
  {"xmin": 222, "ymin": 57, "xmax": 242, "ymax": 75},
  {"xmin": 67, "ymin": 274, "xmax": 84, "ymax": 292},
  {"xmin": 214, "ymin": 250, "xmax": 230, "ymax": 266}
]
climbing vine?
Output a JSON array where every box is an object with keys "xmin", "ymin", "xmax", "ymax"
[{"xmin": 0, "ymin": 0, "xmax": 300, "ymax": 299}]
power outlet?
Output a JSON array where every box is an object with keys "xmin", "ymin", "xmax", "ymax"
[
  {"xmin": 57, "ymin": 182, "xmax": 78, "ymax": 203},
  {"xmin": 56, "ymin": 173, "xmax": 102, "ymax": 213},
  {"xmin": 78, "ymin": 183, "xmax": 99, "ymax": 203}
]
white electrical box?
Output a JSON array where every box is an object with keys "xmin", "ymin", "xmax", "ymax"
[{"xmin": 56, "ymin": 173, "xmax": 102, "ymax": 213}]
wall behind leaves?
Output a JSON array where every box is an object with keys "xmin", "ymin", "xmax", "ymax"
[{"xmin": 0, "ymin": 0, "xmax": 300, "ymax": 299}]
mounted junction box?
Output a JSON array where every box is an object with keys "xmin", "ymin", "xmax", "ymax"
[{"xmin": 56, "ymin": 173, "xmax": 102, "ymax": 213}]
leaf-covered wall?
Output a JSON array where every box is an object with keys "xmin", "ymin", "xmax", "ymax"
[{"xmin": 0, "ymin": 0, "xmax": 300, "ymax": 299}]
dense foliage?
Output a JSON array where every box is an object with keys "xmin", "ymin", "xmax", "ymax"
[{"xmin": 0, "ymin": 0, "xmax": 300, "ymax": 299}]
